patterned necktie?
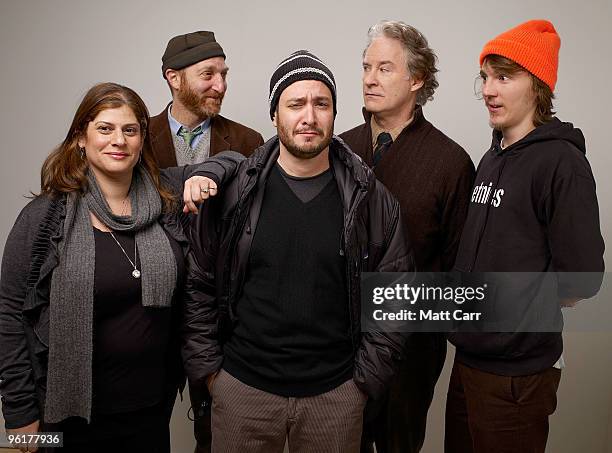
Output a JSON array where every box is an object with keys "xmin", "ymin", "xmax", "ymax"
[
  {"xmin": 372, "ymin": 132, "xmax": 393, "ymax": 166},
  {"xmin": 178, "ymin": 125, "xmax": 204, "ymax": 149}
]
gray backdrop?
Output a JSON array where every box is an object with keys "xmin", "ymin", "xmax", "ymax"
[{"xmin": 1, "ymin": 1, "xmax": 610, "ymax": 452}]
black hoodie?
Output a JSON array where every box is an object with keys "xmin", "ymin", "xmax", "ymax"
[{"xmin": 450, "ymin": 118, "xmax": 605, "ymax": 376}]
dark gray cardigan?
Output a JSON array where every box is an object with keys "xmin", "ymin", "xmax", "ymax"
[{"xmin": 0, "ymin": 167, "xmax": 192, "ymax": 429}]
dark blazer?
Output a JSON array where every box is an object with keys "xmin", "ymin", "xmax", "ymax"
[{"xmin": 149, "ymin": 105, "xmax": 264, "ymax": 168}]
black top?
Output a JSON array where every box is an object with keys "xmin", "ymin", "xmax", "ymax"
[
  {"xmin": 92, "ymin": 228, "xmax": 180, "ymax": 414},
  {"xmin": 276, "ymin": 163, "xmax": 333, "ymax": 203},
  {"xmin": 223, "ymin": 165, "xmax": 353, "ymax": 397}
]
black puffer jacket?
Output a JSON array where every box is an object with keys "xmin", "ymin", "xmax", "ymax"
[{"xmin": 182, "ymin": 136, "xmax": 415, "ymax": 404}]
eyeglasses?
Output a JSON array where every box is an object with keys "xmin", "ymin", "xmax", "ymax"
[{"xmin": 473, "ymin": 74, "xmax": 484, "ymax": 100}]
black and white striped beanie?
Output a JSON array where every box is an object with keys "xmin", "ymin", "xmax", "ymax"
[{"xmin": 268, "ymin": 50, "xmax": 337, "ymax": 119}]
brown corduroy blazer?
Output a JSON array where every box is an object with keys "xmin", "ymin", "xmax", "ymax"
[{"xmin": 149, "ymin": 104, "xmax": 264, "ymax": 168}]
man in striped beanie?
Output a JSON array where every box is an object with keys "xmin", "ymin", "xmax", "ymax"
[
  {"xmin": 269, "ymin": 50, "xmax": 337, "ymax": 118},
  {"xmin": 182, "ymin": 50, "xmax": 414, "ymax": 452},
  {"xmin": 268, "ymin": 50, "xmax": 338, "ymax": 160}
]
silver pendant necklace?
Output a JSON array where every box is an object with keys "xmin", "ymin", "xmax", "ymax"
[{"xmin": 109, "ymin": 231, "xmax": 141, "ymax": 279}]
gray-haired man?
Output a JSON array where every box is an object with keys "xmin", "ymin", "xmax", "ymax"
[{"xmin": 341, "ymin": 21, "xmax": 475, "ymax": 453}]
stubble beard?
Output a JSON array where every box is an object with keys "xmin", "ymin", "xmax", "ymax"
[{"xmin": 277, "ymin": 122, "xmax": 333, "ymax": 160}]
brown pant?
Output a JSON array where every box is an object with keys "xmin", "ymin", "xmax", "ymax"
[
  {"xmin": 445, "ymin": 359, "xmax": 561, "ymax": 453},
  {"xmin": 210, "ymin": 369, "xmax": 367, "ymax": 453}
]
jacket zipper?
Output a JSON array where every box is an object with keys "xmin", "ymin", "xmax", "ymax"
[
  {"xmin": 223, "ymin": 167, "xmax": 261, "ymax": 319},
  {"xmin": 343, "ymin": 184, "xmax": 368, "ymax": 353}
]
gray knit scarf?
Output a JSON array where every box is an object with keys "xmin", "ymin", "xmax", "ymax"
[{"xmin": 45, "ymin": 166, "xmax": 177, "ymax": 423}]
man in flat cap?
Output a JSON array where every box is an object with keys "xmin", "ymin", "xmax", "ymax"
[
  {"xmin": 150, "ymin": 31, "xmax": 263, "ymax": 171},
  {"xmin": 154, "ymin": 31, "xmax": 264, "ymax": 453},
  {"xmin": 181, "ymin": 50, "xmax": 414, "ymax": 452}
]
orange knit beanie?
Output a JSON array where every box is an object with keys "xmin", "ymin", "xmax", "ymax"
[{"xmin": 479, "ymin": 19, "xmax": 560, "ymax": 91}]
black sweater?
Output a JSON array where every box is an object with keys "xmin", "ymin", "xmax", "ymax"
[
  {"xmin": 223, "ymin": 166, "xmax": 353, "ymax": 396},
  {"xmin": 450, "ymin": 118, "xmax": 605, "ymax": 375},
  {"xmin": 341, "ymin": 106, "xmax": 475, "ymax": 272}
]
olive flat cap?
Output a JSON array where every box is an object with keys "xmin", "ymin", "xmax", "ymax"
[{"xmin": 162, "ymin": 31, "xmax": 225, "ymax": 77}]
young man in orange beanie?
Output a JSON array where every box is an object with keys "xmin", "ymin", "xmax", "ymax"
[{"xmin": 445, "ymin": 20, "xmax": 605, "ymax": 453}]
